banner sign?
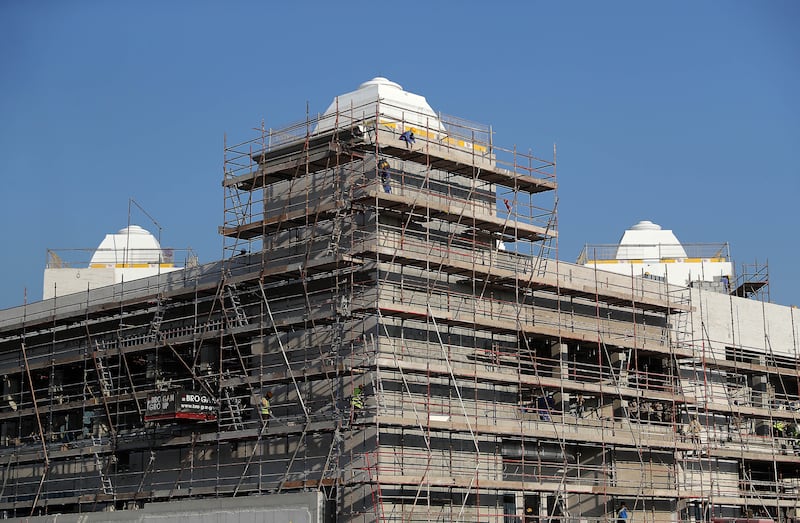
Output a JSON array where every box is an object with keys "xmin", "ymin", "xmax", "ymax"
[{"xmin": 144, "ymin": 389, "xmax": 217, "ymax": 422}]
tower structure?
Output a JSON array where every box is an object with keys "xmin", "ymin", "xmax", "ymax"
[{"xmin": 216, "ymin": 77, "xmax": 688, "ymax": 520}]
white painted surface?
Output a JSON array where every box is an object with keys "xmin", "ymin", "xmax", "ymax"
[
  {"xmin": 690, "ymin": 288, "xmax": 800, "ymax": 359},
  {"xmin": 314, "ymin": 76, "xmax": 446, "ymax": 135},
  {"xmin": 90, "ymin": 224, "xmax": 165, "ymax": 265},
  {"xmin": 588, "ymin": 259, "xmax": 733, "ymax": 288},
  {"xmin": 43, "ymin": 267, "xmax": 115, "ymax": 299},
  {"xmin": 584, "ymin": 220, "xmax": 733, "ymax": 288},
  {"xmin": 43, "ymin": 266, "xmax": 178, "ymax": 299},
  {"xmin": 616, "ymin": 220, "xmax": 686, "ymax": 260},
  {"xmin": 43, "ymin": 225, "xmax": 181, "ymax": 299}
]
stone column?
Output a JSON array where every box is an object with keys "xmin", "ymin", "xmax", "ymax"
[{"xmin": 550, "ymin": 341, "xmax": 569, "ymax": 414}]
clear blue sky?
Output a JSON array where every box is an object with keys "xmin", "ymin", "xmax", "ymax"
[{"xmin": 1, "ymin": 1, "xmax": 798, "ymax": 309}]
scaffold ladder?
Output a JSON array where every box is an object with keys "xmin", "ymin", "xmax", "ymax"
[
  {"xmin": 91, "ymin": 436, "xmax": 114, "ymax": 495},
  {"xmin": 93, "ymin": 348, "xmax": 113, "ymax": 398},
  {"xmin": 225, "ymin": 283, "xmax": 249, "ymax": 327},
  {"xmin": 148, "ymin": 304, "xmax": 164, "ymax": 339},
  {"xmin": 221, "ymin": 387, "xmax": 244, "ymax": 430},
  {"xmin": 319, "ymin": 426, "xmax": 342, "ymax": 491}
]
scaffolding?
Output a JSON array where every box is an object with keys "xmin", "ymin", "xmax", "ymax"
[
  {"xmin": 732, "ymin": 261, "xmax": 770, "ymax": 302},
  {"xmin": 0, "ymin": 97, "xmax": 797, "ymax": 522}
]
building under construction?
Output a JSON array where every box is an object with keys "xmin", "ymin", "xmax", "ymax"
[{"xmin": 0, "ymin": 77, "xmax": 798, "ymax": 522}]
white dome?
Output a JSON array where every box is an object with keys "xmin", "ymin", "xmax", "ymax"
[
  {"xmin": 314, "ymin": 76, "xmax": 446, "ymax": 135},
  {"xmin": 630, "ymin": 220, "xmax": 661, "ymax": 231},
  {"xmin": 90, "ymin": 224, "xmax": 164, "ymax": 265},
  {"xmin": 117, "ymin": 224, "xmax": 150, "ymax": 236},
  {"xmin": 358, "ymin": 77, "xmax": 403, "ymax": 90},
  {"xmin": 615, "ymin": 220, "xmax": 687, "ymax": 260}
]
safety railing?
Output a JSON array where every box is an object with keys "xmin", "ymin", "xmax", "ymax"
[
  {"xmin": 45, "ymin": 247, "xmax": 196, "ymax": 269},
  {"xmin": 354, "ymin": 224, "xmax": 684, "ymax": 310},
  {"xmin": 223, "ymin": 99, "xmax": 556, "ymax": 183},
  {"xmin": 364, "ymin": 277, "xmax": 669, "ymax": 351},
  {"xmin": 577, "ymin": 243, "xmax": 731, "ymax": 264}
]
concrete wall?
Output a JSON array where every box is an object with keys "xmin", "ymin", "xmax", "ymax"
[
  {"xmin": 691, "ymin": 289, "xmax": 800, "ymax": 359},
  {"xmin": 678, "ymin": 458, "xmax": 739, "ymax": 496},
  {"xmin": 586, "ymin": 260, "xmax": 733, "ymax": 289},
  {"xmin": 43, "ymin": 267, "xmax": 117, "ymax": 299}
]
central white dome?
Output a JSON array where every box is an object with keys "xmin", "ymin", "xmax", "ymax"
[
  {"xmin": 358, "ymin": 77, "xmax": 403, "ymax": 90},
  {"xmin": 630, "ymin": 220, "xmax": 662, "ymax": 231},
  {"xmin": 314, "ymin": 76, "xmax": 446, "ymax": 135},
  {"xmin": 615, "ymin": 220, "xmax": 687, "ymax": 260}
]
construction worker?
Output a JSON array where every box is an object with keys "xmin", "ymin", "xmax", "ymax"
[
  {"xmin": 576, "ymin": 393, "xmax": 585, "ymax": 419},
  {"xmin": 524, "ymin": 505, "xmax": 536, "ymax": 523},
  {"xmin": 628, "ymin": 400, "xmax": 639, "ymax": 420},
  {"xmin": 546, "ymin": 392, "xmax": 556, "ymax": 413},
  {"xmin": 617, "ymin": 502, "xmax": 629, "ymax": 523},
  {"xmin": 640, "ymin": 401, "xmax": 653, "ymax": 421},
  {"xmin": 774, "ymin": 419, "xmax": 786, "ymax": 438},
  {"xmin": 260, "ymin": 391, "xmax": 272, "ymax": 428},
  {"xmin": 399, "ymin": 130, "xmax": 415, "ymax": 149},
  {"xmin": 687, "ymin": 417, "xmax": 702, "ymax": 444},
  {"xmin": 378, "ymin": 159, "xmax": 391, "ymax": 193},
  {"xmin": 787, "ymin": 422, "xmax": 800, "ymax": 452},
  {"xmin": 81, "ymin": 410, "xmax": 92, "ymax": 439},
  {"xmin": 653, "ymin": 402, "xmax": 664, "ymax": 423},
  {"xmin": 351, "ymin": 386, "xmax": 364, "ymax": 422}
]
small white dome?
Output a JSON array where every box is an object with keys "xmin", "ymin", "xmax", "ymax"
[
  {"xmin": 116, "ymin": 224, "xmax": 151, "ymax": 236},
  {"xmin": 90, "ymin": 224, "xmax": 164, "ymax": 265},
  {"xmin": 630, "ymin": 220, "xmax": 662, "ymax": 231},
  {"xmin": 358, "ymin": 77, "xmax": 403, "ymax": 90}
]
